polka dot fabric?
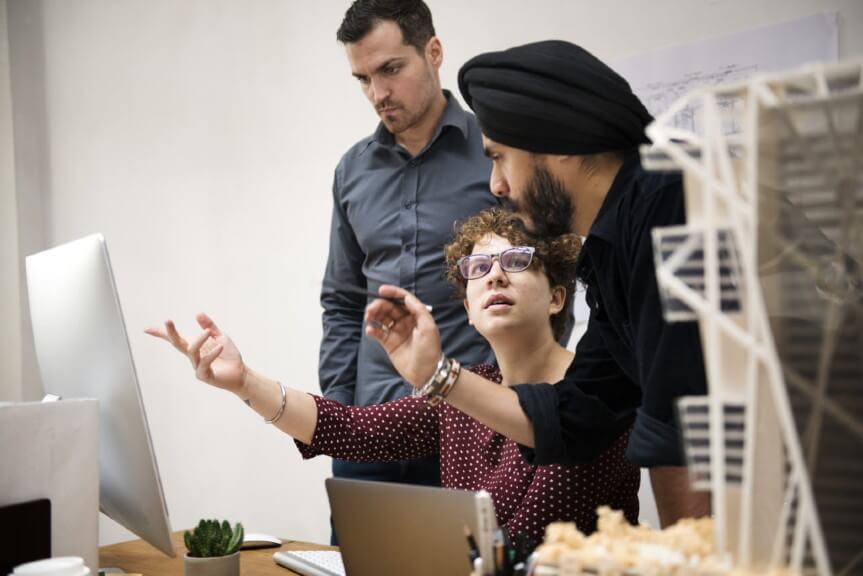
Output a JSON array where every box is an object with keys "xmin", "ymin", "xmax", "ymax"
[{"xmin": 295, "ymin": 364, "xmax": 639, "ymax": 543}]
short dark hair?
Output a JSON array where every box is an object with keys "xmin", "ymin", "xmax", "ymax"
[
  {"xmin": 445, "ymin": 208, "xmax": 581, "ymax": 341},
  {"xmin": 337, "ymin": 0, "xmax": 436, "ymax": 53}
]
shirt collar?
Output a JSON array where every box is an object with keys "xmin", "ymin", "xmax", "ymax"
[
  {"xmin": 368, "ymin": 90, "xmax": 469, "ymax": 152},
  {"xmin": 584, "ymin": 150, "xmax": 641, "ymax": 244}
]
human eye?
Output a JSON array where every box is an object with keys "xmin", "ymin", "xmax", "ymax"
[
  {"xmin": 468, "ymin": 256, "xmax": 491, "ymax": 278},
  {"xmin": 383, "ymin": 64, "xmax": 401, "ymax": 76},
  {"xmin": 501, "ymin": 248, "xmax": 533, "ymax": 271}
]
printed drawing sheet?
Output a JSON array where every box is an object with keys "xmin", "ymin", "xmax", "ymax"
[
  {"xmin": 614, "ymin": 12, "xmax": 839, "ymax": 134},
  {"xmin": 569, "ymin": 12, "xmax": 838, "ymax": 346}
]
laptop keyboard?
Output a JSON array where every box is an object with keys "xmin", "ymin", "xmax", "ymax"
[{"xmin": 273, "ymin": 550, "xmax": 346, "ymax": 576}]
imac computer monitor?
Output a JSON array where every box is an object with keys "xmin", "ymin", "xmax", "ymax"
[{"xmin": 25, "ymin": 234, "xmax": 175, "ymax": 556}]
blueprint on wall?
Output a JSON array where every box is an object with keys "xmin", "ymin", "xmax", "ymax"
[
  {"xmin": 569, "ymin": 13, "xmax": 839, "ymax": 341},
  {"xmin": 613, "ymin": 12, "xmax": 839, "ymax": 135}
]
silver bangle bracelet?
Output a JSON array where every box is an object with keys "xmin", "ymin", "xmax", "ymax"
[{"xmin": 264, "ymin": 381, "xmax": 287, "ymax": 424}]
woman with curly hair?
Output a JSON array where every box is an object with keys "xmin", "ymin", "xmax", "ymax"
[{"xmin": 147, "ymin": 208, "xmax": 638, "ymax": 543}]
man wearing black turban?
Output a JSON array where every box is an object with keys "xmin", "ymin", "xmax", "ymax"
[{"xmin": 365, "ymin": 40, "xmax": 710, "ymax": 529}]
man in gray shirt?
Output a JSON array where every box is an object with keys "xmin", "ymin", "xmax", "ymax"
[{"xmin": 320, "ymin": 0, "xmax": 498, "ymax": 540}]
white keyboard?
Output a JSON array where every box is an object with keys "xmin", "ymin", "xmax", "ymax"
[{"xmin": 273, "ymin": 550, "xmax": 346, "ymax": 576}]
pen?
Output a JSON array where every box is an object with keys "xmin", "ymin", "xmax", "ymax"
[
  {"xmin": 323, "ymin": 280, "xmax": 434, "ymax": 312},
  {"xmin": 463, "ymin": 525, "xmax": 481, "ymax": 568},
  {"xmin": 495, "ymin": 541, "xmax": 505, "ymax": 576}
]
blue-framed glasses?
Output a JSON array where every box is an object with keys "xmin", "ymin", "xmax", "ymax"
[{"xmin": 457, "ymin": 246, "xmax": 536, "ymax": 280}]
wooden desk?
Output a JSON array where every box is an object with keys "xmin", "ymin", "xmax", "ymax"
[{"xmin": 99, "ymin": 531, "xmax": 336, "ymax": 575}]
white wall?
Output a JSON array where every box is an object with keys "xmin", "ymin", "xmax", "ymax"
[
  {"xmin": 0, "ymin": 0, "xmax": 22, "ymax": 403},
  {"xmin": 5, "ymin": 0, "xmax": 862, "ymax": 547}
]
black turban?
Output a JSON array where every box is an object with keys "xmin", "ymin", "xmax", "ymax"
[{"xmin": 458, "ymin": 40, "xmax": 652, "ymax": 155}]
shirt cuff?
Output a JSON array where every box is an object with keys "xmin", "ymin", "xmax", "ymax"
[
  {"xmin": 625, "ymin": 408, "xmax": 686, "ymax": 467},
  {"xmin": 511, "ymin": 383, "xmax": 564, "ymax": 466},
  {"xmin": 293, "ymin": 395, "xmax": 326, "ymax": 460}
]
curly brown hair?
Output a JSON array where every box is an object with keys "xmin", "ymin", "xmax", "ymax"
[{"xmin": 444, "ymin": 208, "xmax": 582, "ymax": 340}]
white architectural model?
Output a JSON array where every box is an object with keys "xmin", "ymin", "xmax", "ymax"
[{"xmin": 645, "ymin": 60, "xmax": 862, "ymax": 576}]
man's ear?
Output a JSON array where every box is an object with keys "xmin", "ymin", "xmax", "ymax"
[
  {"xmin": 426, "ymin": 36, "xmax": 443, "ymax": 69},
  {"xmin": 549, "ymin": 285, "xmax": 566, "ymax": 315},
  {"xmin": 462, "ymin": 297, "xmax": 473, "ymax": 326}
]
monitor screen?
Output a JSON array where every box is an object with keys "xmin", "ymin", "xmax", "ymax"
[{"xmin": 25, "ymin": 233, "xmax": 175, "ymax": 556}]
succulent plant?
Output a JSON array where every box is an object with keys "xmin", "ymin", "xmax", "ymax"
[{"xmin": 184, "ymin": 519, "xmax": 244, "ymax": 558}]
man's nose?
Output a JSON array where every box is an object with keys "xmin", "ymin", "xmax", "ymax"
[
  {"xmin": 369, "ymin": 77, "xmax": 390, "ymax": 106},
  {"xmin": 489, "ymin": 167, "xmax": 510, "ymax": 198}
]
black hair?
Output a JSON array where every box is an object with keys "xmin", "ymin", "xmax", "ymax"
[{"xmin": 337, "ymin": 0, "xmax": 436, "ymax": 53}]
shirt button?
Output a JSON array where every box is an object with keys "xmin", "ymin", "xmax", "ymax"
[{"xmin": 403, "ymin": 200, "xmax": 415, "ymax": 208}]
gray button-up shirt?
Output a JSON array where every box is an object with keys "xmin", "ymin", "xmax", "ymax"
[{"xmin": 320, "ymin": 92, "xmax": 499, "ymax": 406}]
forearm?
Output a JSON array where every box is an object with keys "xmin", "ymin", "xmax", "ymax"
[
  {"xmin": 445, "ymin": 371, "xmax": 536, "ymax": 448},
  {"xmin": 239, "ymin": 368, "xmax": 318, "ymax": 444},
  {"xmin": 649, "ymin": 466, "xmax": 711, "ymax": 527}
]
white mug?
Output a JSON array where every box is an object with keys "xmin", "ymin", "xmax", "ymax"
[{"xmin": 10, "ymin": 557, "xmax": 91, "ymax": 576}]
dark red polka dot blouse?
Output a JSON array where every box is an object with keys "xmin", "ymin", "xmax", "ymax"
[{"xmin": 295, "ymin": 364, "xmax": 640, "ymax": 543}]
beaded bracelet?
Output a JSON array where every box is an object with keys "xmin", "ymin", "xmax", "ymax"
[
  {"xmin": 417, "ymin": 355, "xmax": 461, "ymax": 406},
  {"xmin": 413, "ymin": 354, "xmax": 447, "ymax": 398},
  {"xmin": 427, "ymin": 358, "xmax": 461, "ymax": 407}
]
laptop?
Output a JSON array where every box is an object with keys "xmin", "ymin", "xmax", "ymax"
[{"xmin": 274, "ymin": 478, "xmax": 498, "ymax": 576}]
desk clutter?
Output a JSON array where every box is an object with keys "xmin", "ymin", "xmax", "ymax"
[
  {"xmin": 466, "ymin": 506, "xmax": 796, "ymax": 576},
  {"xmin": 466, "ymin": 526, "xmax": 532, "ymax": 576}
]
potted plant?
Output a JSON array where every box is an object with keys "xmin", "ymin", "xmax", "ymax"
[{"xmin": 183, "ymin": 519, "xmax": 244, "ymax": 576}]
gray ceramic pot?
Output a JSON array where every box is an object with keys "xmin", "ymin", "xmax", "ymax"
[{"xmin": 184, "ymin": 551, "xmax": 240, "ymax": 576}]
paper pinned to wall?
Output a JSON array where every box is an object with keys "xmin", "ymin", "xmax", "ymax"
[
  {"xmin": 614, "ymin": 12, "xmax": 839, "ymax": 134},
  {"xmin": 570, "ymin": 13, "xmax": 838, "ymax": 342}
]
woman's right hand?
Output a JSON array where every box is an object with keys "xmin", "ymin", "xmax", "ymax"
[
  {"xmin": 364, "ymin": 285, "xmax": 442, "ymax": 389},
  {"xmin": 145, "ymin": 312, "xmax": 248, "ymax": 398}
]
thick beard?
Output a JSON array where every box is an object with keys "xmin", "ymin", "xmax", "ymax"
[{"xmin": 515, "ymin": 165, "xmax": 575, "ymax": 238}]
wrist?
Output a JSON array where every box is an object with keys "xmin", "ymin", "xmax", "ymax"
[
  {"xmin": 237, "ymin": 366, "xmax": 257, "ymax": 402},
  {"xmin": 413, "ymin": 354, "xmax": 445, "ymax": 390},
  {"xmin": 237, "ymin": 368, "xmax": 287, "ymax": 425},
  {"xmin": 415, "ymin": 355, "xmax": 461, "ymax": 406},
  {"xmin": 415, "ymin": 352, "xmax": 444, "ymax": 388}
]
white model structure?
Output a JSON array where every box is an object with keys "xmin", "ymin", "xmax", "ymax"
[{"xmin": 643, "ymin": 60, "xmax": 862, "ymax": 576}]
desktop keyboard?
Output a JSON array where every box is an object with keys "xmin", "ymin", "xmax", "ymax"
[{"xmin": 273, "ymin": 550, "xmax": 346, "ymax": 576}]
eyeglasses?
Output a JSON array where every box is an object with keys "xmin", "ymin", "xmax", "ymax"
[{"xmin": 457, "ymin": 246, "xmax": 536, "ymax": 280}]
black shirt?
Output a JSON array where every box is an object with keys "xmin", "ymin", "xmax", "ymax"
[{"xmin": 512, "ymin": 151, "xmax": 708, "ymax": 467}]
